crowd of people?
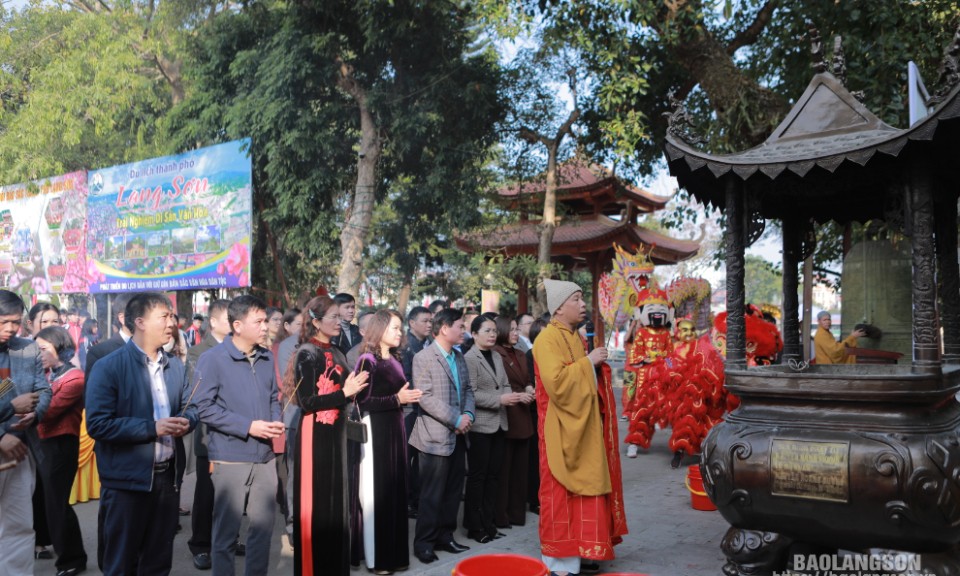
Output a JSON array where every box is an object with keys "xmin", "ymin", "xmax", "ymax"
[{"xmin": 0, "ymin": 280, "xmax": 628, "ymax": 576}]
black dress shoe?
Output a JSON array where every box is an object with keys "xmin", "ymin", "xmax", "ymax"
[
  {"xmin": 55, "ymin": 568, "xmax": 86, "ymax": 576},
  {"xmin": 529, "ymin": 504, "xmax": 540, "ymax": 515},
  {"xmin": 492, "ymin": 531, "xmax": 507, "ymax": 539},
  {"xmin": 414, "ymin": 549, "xmax": 439, "ymax": 564},
  {"xmin": 193, "ymin": 552, "xmax": 212, "ymax": 570},
  {"xmin": 436, "ymin": 540, "xmax": 470, "ymax": 554},
  {"xmin": 468, "ymin": 532, "xmax": 493, "ymax": 544}
]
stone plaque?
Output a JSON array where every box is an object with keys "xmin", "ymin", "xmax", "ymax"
[{"xmin": 770, "ymin": 439, "xmax": 849, "ymax": 502}]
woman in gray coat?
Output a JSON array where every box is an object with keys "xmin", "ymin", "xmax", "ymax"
[{"xmin": 462, "ymin": 315, "xmax": 528, "ymax": 543}]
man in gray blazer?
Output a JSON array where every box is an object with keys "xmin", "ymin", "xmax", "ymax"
[
  {"xmin": 409, "ymin": 308, "xmax": 475, "ymax": 564},
  {"xmin": 0, "ymin": 289, "xmax": 52, "ymax": 576}
]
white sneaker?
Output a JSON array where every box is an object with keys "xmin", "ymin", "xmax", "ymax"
[{"xmin": 626, "ymin": 444, "xmax": 638, "ymax": 458}]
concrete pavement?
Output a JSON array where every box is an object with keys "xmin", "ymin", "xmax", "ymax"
[{"xmin": 35, "ymin": 392, "xmax": 731, "ymax": 575}]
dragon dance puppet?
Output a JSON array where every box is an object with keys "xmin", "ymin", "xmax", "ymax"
[{"xmin": 598, "ymin": 243, "xmax": 661, "ymax": 416}]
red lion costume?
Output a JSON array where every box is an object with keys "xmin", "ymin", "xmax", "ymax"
[{"xmin": 665, "ymin": 318, "xmax": 726, "ymax": 467}]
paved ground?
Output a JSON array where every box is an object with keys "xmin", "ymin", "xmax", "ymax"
[{"xmin": 36, "ymin": 388, "xmax": 731, "ymax": 575}]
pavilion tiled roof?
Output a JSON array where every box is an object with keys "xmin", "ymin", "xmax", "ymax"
[
  {"xmin": 498, "ymin": 160, "xmax": 672, "ymax": 213},
  {"xmin": 455, "ymin": 214, "xmax": 700, "ymax": 265},
  {"xmin": 665, "ymin": 70, "xmax": 960, "ymax": 214}
]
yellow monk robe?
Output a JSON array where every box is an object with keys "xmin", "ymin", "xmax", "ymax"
[
  {"xmin": 70, "ymin": 410, "xmax": 100, "ymax": 504},
  {"xmin": 814, "ymin": 327, "xmax": 857, "ymax": 365},
  {"xmin": 533, "ymin": 320, "xmax": 627, "ymax": 560}
]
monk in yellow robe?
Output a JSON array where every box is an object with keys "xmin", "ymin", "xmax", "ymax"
[
  {"xmin": 814, "ymin": 311, "xmax": 865, "ymax": 364},
  {"xmin": 533, "ymin": 279, "xmax": 627, "ymax": 575}
]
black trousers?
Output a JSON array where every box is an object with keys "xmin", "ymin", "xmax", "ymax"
[
  {"xmin": 188, "ymin": 455, "xmax": 215, "ymax": 555},
  {"xmin": 32, "ymin": 469, "xmax": 51, "ymax": 547},
  {"xmin": 463, "ymin": 429, "xmax": 504, "ymax": 537},
  {"xmin": 38, "ymin": 434, "xmax": 88, "ymax": 571},
  {"xmin": 404, "ymin": 407, "xmax": 420, "ymax": 509},
  {"xmin": 100, "ymin": 465, "xmax": 179, "ymax": 576},
  {"xmin": 496, "ymin": 437, "xmax": 529, "ymax": 527},
  {"xmin": 414, "ymin": 435, "xmax": 466, "ymax": 554}
]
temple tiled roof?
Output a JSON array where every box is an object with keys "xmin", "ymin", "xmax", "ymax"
[
  {"xmin": 498, "ymin": 160, "xmax": 672, "ymax": 214},
  {"xmin": 455, "ymin": 214, "xmax": 700, "ymax": 264}
]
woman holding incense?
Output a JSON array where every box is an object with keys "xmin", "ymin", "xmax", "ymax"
[{"xmin": 285, "ymin": 296, "xmax": 368, "ymax": 576}]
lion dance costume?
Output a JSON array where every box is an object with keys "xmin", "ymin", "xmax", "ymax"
[{"xmin": 664, "ymin": 317, "xmax": 726, "ymax": 467}]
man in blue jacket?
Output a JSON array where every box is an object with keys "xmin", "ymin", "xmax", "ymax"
[
  {"xmin": 86, "ymin": 292, "xmax": 197, "ymax": 576},
  {"xmin": 0, "ymin": 289, "xmax": 51, "ymax": 576},
  {"xmin": 194, "ymin": 294, "xmax": 283, "ymax": 576}
]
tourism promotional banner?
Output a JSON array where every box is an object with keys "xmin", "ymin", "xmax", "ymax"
[
  {"xmin": 86, "ymin": 139, "xmax": 253, "ymax": 293},
  {"xmin": 0, "ymin": 172, "xmax": 88, "ymax": 297}
]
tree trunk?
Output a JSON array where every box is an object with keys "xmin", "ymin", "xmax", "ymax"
[
  {"xmin": 176, "ymin": 291, "xmax": 193, "ymax": 326},
  {"xmin": 534, "ymin": 144, "xmax": 560, "ymax": 317},
  {"xmin": 337, "ymin": 61, "xmax": 382, "ymax": 297},
  {"xmin": 397, "ymin": 277, "xmax": 412, "ymax": 314}
]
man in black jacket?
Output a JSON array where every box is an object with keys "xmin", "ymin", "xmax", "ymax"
[
  {"xmin": 185, "ymin": 299, "xmax": 232, "ymax": 570},
  {"xmin": 330, "ymin": 293, "xmax": 361, "ymax": 355},
  {"xmin": 83, "ymin": 294, "xmax": 134, "ymax": 382},
  {"xmin": 401, "ymin": 306, "xmax": 432, "ymax": 518}
]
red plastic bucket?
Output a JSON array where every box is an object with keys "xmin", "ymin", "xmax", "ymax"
[
  {"xmin": 686, "ymin": 465, "xmax": 717, "ymax": 511},
  {"xmin": 453, "ymin": 554, "xmax": 548, "ymax": 576}
]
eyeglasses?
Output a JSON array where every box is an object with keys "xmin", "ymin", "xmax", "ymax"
[
  {"xmin": 322, "ymin": 314, "xmax": 341, "ymax": 322},
  {"xmin": 478, "ymin": 328, "xmax": 497, "ymax": 334},
  {"xmin": 509, "ymin": 328, "xmax": 519, "ymax": 333}
]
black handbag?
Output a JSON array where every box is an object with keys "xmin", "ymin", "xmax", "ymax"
[
  {"xmin": 346, "ymin": 418, "xmax": 368, "ymax": 443},
  {"xmin": 346, "ymin": 358, "xmax": 371, "ymax": 443}
]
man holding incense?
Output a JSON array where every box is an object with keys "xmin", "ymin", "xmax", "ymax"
[
  {"xmin": 86, "ymin": 292, "xmax": 197, "ymax": 575},
  {"xmin": 194, "ymin": 295, "xmax": 283, "ymax": 576}
]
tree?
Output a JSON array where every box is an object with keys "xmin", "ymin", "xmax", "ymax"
[
  {"xmin": 0, "ymin": 1, "xmax": 188, "ymax": 181},
  {"xmin": 170, "ymin": 0, "xmax": 505, "ymax": 302},
  {"xmin": 492, "ymin": 0, "xmax": 960, "ymax": 267},
  {"xmin": 744, "ymin": 254, "xmax": 783, "ymax": 306}
]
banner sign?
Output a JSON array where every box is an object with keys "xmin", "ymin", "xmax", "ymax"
[
  {"xmin": 86, "ymin": 139, "xmax": 253, "ymax": 293},
  {"xmin": 0, "ymin": 172, "xmax": 88, "ymax": 297}
]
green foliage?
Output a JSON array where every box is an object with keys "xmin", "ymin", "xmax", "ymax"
[
  {"xmin": 744, "ymin": 254, "xmax": 783, "ymax": 306},
  {"xmin": 0, "ymin": 2, "xmax": 176, "ymax": 182},
  {"xmin": 168, "ymin": 0, "xmax": 506, "ymax": 301}
]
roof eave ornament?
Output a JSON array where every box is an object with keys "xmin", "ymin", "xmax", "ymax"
[
  {"xmin": 928, "ymin": 23, "xmax": 960, "ymax": 107},
  {"xmin": 664, "ymin": 89, "xmax": 706, "ymax": 147},
  {"xmin": 809, "ymin": 27, "xmax": 827, "ymax": 74}
]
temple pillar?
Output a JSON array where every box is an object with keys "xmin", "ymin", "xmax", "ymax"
[
  {"xmin": 909, "ymin": 169, "xmax": 942, "ymax": 373},
  {"xmin": 725, "ymin": 177, "xmax": 747, "ymax": 368},
  {"xmin": 517, "ymin": 275, "xmax": 529, "ymax": 314},
  {"xmin": 936, "ymin": 191, "xmax": 960, "ymax": 365},
  {"xmin": 781, "ymin": 217, "xmax": 801, "ymax": 363}
]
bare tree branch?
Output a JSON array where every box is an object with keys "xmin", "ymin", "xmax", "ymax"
[{"xmin": 727, "ymin": 0, "xmax": 778, "ymax": 55}]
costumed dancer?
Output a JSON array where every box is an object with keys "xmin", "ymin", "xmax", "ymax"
[
  {"xmin": 534, "ymin": 279, "xmax": 627, "ymax": 575},
  {"xmin": 664, "ymin": 317, "xmax": 725, "ymax": 468},
  {"xmin": 711, "ymin": 305, "xmax": 783, "ymax": 412},
  {"xmin": 597, "ymin": 243, "xmax": 657, "ymax": 417},
  {"xmin": 623, "ymin": 287, "xmax": 674, "ymax": 458}
]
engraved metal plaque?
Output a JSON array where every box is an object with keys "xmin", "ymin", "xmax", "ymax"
[{"xmin": 770, "ymin": 439, "xmax": 849, "ymax": 502}]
